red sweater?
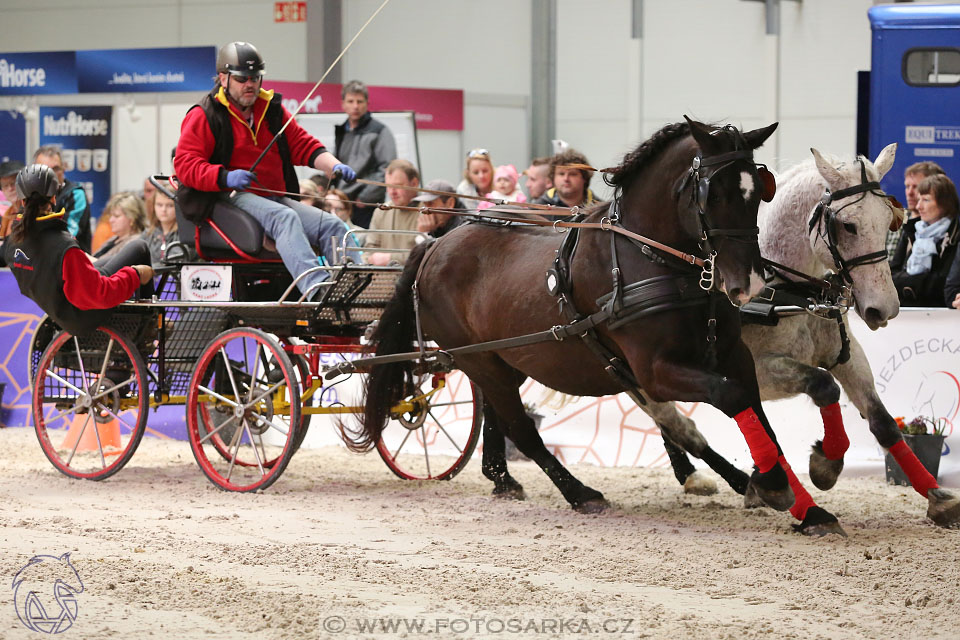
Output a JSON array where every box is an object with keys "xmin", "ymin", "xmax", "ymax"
[
  {"xmin": 62, "ymin": 248, "xmax": 140, "ymax": 310},
  {"xmin": 174, "ymin": 87, "xmax": 324, "ymax": 195}
]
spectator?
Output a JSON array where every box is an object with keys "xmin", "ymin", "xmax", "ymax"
[
  {"xmin": 174, "ymin": 41, "xmax": 356, "ymax": 300},
  {"xmin": 0, "ymin": 160, "xmax": 25, "ymax": 238},
  {"xmin": 142, "ymin": 182, "xmax": 181, "ymax": 266},
  {"xmin": 308, "ymin": 171, "xmax": 330, "ymax": 196},
  {"xmin": 333, "ymin": 80, "xmax": 397, "ymax": 228},
  {"xmin": 888, "ymin": 161, "xmax": 945, "ymax": 260},
  {"xmin": 324, "ymin": 188, "xmax": 359, "ymax": 229},
  {"xmin": 890, "ymin": 173, "xmax": 959, "ymax": 307},
  {"xmin": 534, "ymin": 148, "xmax": 602, "ymax": 208},
  {"xmin": 34, "ymin": 145, "xmax": 92, "ymax": 252},
  {"xmin": 523, "ymin": 157, "xmax": 552, "ymax": 201},
  {"xmin": 96, "ymin": 192, "xmax": 148, "ymax": 260},
  {"xmin": 456, "ymin": 149, "xmax": 495, "ymax": 210},
  {"xmin": 365, "ymin": 159, "xmax": 420, "ymax": 265},
  {"xmin": 3, "ymin": 164, "xmax": 154, "ymax": 337},
  {"xmin": 478, "ymin": 164, "xmax": 527, "ymax": 211},
  {"xmin": 411, "ymin": 179, "xmax": 464, "ymax": 239},
  {"xmin": 946, "ymin": 246, "xmax": 960, "ymax": 309},
  {"xmin": 299, "ymin": 179, "xmax": 321, "ymax": 207},
  {"xmin": 142, "ymin": 175, "xmax": 158, "ymax": 225}
]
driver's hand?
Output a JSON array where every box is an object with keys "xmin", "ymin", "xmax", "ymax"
[{"xmin": 133, "ymin": 264, "xmax": 155, "ymax": 284}]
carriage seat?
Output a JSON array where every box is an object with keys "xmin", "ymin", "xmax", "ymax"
[{"xmin": 175, "ymin": 198, "xmax": 281, "ymax": 262}]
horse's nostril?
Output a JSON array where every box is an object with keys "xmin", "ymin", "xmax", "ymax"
[{"xmin": 865, "ymin": 307, "xmax": 883, "ymax": 324}]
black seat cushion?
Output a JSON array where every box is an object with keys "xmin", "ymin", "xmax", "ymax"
[{"xmin": 176, "ymin": 198, "xmax": 280, "ymax": 260}]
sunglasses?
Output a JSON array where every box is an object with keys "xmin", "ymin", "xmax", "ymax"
[
  {"xmin": 466, "ymin": 148, "xmax": 489, "ymax": 159},
  {"xmin": 231, "ymin": 74, "xmax": 262, "ymax": 84}
]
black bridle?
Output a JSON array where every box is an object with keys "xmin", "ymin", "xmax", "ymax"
[{"xmin": 808, "ymin": 159, "xmax": 890, "ymax": 285}]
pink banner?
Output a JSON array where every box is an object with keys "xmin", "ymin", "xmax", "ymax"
[{"xmin": 265, "ymin": 80, "xmax": 463, "ymax": 131}]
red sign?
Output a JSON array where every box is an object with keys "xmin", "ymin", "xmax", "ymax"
[
  {"xmin": 265, "ymin": 80, "xmax": 464, "ymax": 131},
  {"xmin": 274, "ymin": 2, "xmax": 306, "ymax": 23}
]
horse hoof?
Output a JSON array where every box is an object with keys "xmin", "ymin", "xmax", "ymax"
[
  {"xmin": 683, "ymin": 470, "xmax": 718, "ymax": 496},
  {"xmin": 742, "ymin": 480, "xmax": 766, "ymax": 509},
  {"xmin": 927, "ymin": 488, "xmax": 960, "ymax": 528},
  {"xmin": 808, "ymin": 443, "xmax": 844, "ymax": 491},
  {"xmin": 747, "ymin": 467, "xmax": 795, "ymax": 512},
  {"xmin": 573, "ymin": 498, "xmax": 610, "ymax": 514},
  {"xmin": 793, "ymin": 506, "xmax": 847, "ymax": 537},
  {"xmin": 492, "ymin": 478, "xmax": 526, "ymax": 501}
]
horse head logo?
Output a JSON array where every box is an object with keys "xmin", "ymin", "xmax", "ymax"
[
  {"xmin": 911, "ymin": 370, "xmax": 960, "ymax": 439},
  {"xmin": 12, "ymin": 553, "xmax": 84, "ymax": 634}
]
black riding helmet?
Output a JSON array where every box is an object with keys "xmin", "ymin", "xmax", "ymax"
[
  {"xmin": 16, "ymin": 163, "xmax": 60, "ymax": 200},
  {"xmin": 216, "ymin": 42, "xmax": 265, "ymax": 78}
]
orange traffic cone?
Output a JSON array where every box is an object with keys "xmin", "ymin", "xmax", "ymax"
[{"xmin": 61, "ymin": 412, "xmax": 122, "ymax": 455}]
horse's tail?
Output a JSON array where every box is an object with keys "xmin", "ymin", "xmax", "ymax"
[{"xmin": 340, "ymin": 241, "xmax": 433, "ymax": 453}]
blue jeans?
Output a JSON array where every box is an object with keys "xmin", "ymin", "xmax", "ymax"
[{"xmin": 227, "ymin": 192, "xmax": 350, "ymax": 297}]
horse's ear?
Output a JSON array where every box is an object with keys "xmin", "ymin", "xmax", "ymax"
[
  {"xmin": 811, "ymin": 148, "xmax": 844, "ymax": 191},
  {"xmin": 874, "ymin": 142, "xmax": 897, "ymax": 181},
  {"xmin": 684, "ymin": 115, "xmax": 720, "ymax": 154},
  {"xmin": 743, "ymin": 122, "xmax": 778, "ymax": 150}
]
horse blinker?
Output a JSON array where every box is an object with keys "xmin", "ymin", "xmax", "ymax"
[{"xmin": 758, "ymin": 166, "xmax": 776, "ymax": 202}]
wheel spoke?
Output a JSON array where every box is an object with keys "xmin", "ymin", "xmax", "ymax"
[
  {"xmin": 198, "ymin": 385, "xmax": 241, "ymax": 409},
  {"xmin": 244, "ymin": 380, "xmax": 286, "ymax": 411},
  {"xmin": 420, "ymin": 426, "xmax": 432, "ymax": 478},
  {"xmin": 248, "ymin": 343, "xmax": 263, "ymax": 405},
  {"xmin": 198, "ymin": 414, "xmax": 238, "ymax": 444},
  {"xmin": 73, "ymin": 336, "xmax": 90, "ymax": 393},
  {"xmin": 424, "ymin": 400, "xmax": 473, "ymax": 408},
  {"xmin": 42, "ymin": 403, "xmax": 87, "ymax": 427},
  {"xmin": 95, "ymin": 338, "xmax": 116, "ymax": 387},
  {"xmin": 64, "ymin": 412, "xmax": 92, "ymax": 466},
  {"xmin": 220, "ymin": 347, "xmax": 244, "ymax": 406},
  {"xmin": 92, "ymin": 402, "xmax": 137, "ymax": 433},
  {"xmin": 429, "ymin": 409, "xmax": 464, "ymax": 454},
  {"xmin": 248, "ymin": 411, "xmax": 289, "ymax": 436},
  {"xmin": 89, "ymin": 376, "xmax": 136, "ymax": 403},
  {"xmin": 241, "ymin": 420, "xmax": 266, "ymax": 476},
  {"xmin": 45, "ymin": 370, "xmax": 87, "ymax": 397},
  {"xmin": 225, "ymin": 418, "xmax": 245, "ymax": 481},
  {"xmin": 389, "ymin": 428, "xmax": 414, "ymax": 461}
]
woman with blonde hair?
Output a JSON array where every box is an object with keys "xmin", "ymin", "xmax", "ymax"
[
  {"xmin": 95, "ymin": 191, "xmax": 148, "ymax": 260},
  {"xmin": 456, "ymin": 149, "xmax": 494, "ymax": 210}
]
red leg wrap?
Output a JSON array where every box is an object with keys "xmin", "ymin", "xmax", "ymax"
[
  {"xmin": 889, "ymin": 440, "xmax": 939, "ymax": 497},
  {"xmin": 819, "ymin": 402, "xmax": 849, "ymax": 460},
  {"xmin": 735, "ymin": 408, "xmax": 779, "ymax": 473},
  {"xmin": 778, "ymin": 455, "xmax": 816, "ymax": 521}
]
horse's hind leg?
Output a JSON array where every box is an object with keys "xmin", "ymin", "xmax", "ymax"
[
  {"xmin": 481, "ymin": 403, "xmax": 526, "ymax": 500},
  {"xmin": 641, "ymin": 398, "xmax": 748, "ymax": 496},
  {"xmin": 832, "ymin": 339, "xmax": 960, "ymax": 528},
  {"xmin": 755, "ymin": 353, "xmax": 847, "ymax": 491}
]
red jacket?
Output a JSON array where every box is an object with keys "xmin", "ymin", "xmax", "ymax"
[{"xmin": 175, "ymin": 87, "xmax": 324, "ymax": 196}]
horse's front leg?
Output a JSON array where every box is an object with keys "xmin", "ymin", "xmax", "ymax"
[
  {"xmin": 640, "ymin": 348, "xmax": 794, "ymax": 513},
  {"xmin": 753, "ymin": 352, "xmax": 847, "ymax": 491},
  {"xmin": 832, "ymin": 339, "xmax": 960, "ymax": 528}
]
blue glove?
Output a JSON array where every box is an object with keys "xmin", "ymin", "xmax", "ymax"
[
  {"xmin": 333, "ymin": 163, "xmax": 357, "ymax": 184},
  {"xmin": 225, "ymin": 169, "xmax": 253, "ymax": 190}
]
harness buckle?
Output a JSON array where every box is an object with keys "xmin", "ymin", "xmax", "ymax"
[
  {"xmin": 552, "ymin": 219, "xmax": 569, "ymax": 234},
  {"xmin": 550, "ymin": 325, "xmax": 566, "ymax": 341},
  {"xmin": 599, "ymin": 216, "xmax": 612, "ymax": 231},
  {"xmin": 698, "ymin": 251, "xmax": 717, "ymax": 291}
]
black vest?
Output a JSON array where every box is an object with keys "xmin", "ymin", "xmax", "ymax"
[
  {"xmin": 3, "ymin": 218, "xmax": 111, "ymax": 335},
  {"xmin": 178, "ymin": 87, "xmax": 301, "ymax": 223}
]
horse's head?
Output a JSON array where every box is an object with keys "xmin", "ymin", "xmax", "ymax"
[
  {"xmin": 681, "ymin": 117, "xmax": 779, "ymax": 306},
  {"xmin": 809, "ymin": 144, "xmax": 901, "ymax": 329}
]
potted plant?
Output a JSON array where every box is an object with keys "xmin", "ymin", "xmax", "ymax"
[{"xmin": 884, "ymin": 416, "xmax": 948, "ymax": 486}]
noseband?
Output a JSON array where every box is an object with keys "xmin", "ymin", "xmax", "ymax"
[{"xmin": 808, "ymin": 159, "xmax": 891, "ymax": 285}]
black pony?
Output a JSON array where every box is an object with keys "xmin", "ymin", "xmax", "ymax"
[{"xmin": 344, "ymin": 119, "xmax": 793, "ymax": 516}]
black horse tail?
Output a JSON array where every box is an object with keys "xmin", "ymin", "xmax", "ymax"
[{"xmin": 341, "ymin": 240, "xmax": 433, "ymax": 453}]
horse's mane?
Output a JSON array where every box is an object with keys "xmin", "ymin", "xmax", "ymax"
[{"xmin": 604, "ymin": 122, "xmax": 690, "ymax": 188}]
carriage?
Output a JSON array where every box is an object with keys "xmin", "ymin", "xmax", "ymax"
[{"xmin": 26, "ymin": 177, "xmax": 482, "ymax": 492}]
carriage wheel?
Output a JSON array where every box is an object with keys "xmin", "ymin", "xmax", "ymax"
[
  {"xmin": 33, "ymin": 327, "xmax": 149, "ymax": 480},
  {"xmin": 376, "ymin": 371, "xmax": 482, "ymax": 480},
  {"xmin": 186, "ymin": 328, "xmax": 300, "ymax": 492},
  {"xmin": 197, "ymin": 344, "xmax": 311, "ymax": 467}
]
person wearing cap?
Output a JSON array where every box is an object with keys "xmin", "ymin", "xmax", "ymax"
[
  {"xmin": 412, "ymin": 179, "xmax": 464, "ymax": 239},
  {"xmin": 174, "ymin": 41, "xmax": 357, "ymax": 300},
  {"xmin": 0, "ymin": 160, "xmax": 25, "ymax": 238},
  {"xmin": 333, "ymin": 80, "xmax": 397, "ymax": 228},
  {"xmin": 2, "ymin": 164, "xmax": 154, "ymax": 336},
  {"xmin": 533, "ymin": 148, "xmax": 603, "ymax": 209}
]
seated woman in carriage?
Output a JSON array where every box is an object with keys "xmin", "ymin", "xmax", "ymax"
[{"xmin": 2, "ymin": 164, "xmax": 155, "ymax": 336}]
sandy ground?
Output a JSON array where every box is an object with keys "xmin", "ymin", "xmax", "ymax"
[{"xmin": 1, "ymin": 426, "xmax": 958, "ymax": 640}]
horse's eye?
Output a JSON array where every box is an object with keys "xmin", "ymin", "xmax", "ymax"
[{"xmin": 842, "ymin": 222, "xmax": 857, "ymax": 235}]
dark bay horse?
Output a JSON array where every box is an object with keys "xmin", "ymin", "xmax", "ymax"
[{"xmin": 345, "ymin": 119, "xmax": 790, "ymax": 514}]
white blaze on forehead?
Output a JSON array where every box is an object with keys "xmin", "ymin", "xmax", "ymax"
[{"xmin": 740, "ymin": 171, "xmax": 756, "ymax": 202}]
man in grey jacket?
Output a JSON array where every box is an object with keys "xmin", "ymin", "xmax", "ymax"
[{"xmin": 334, "ymin": 80, "xmax": 397, "ymax": 228}]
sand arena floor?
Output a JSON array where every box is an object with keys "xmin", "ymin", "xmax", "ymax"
[{"xmin": 0, "ymin": 426, "xmax": 958, "ymax": 639}]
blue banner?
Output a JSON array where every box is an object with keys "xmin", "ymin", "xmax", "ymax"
[
  {"xmin": 39, "ymin": 105, "xmax": 113, "ymax": 219},
  {"xmin": 0, "ymin": 112, "xmax": 27, "ymax": 163},
  {"xmin": 0, "ymin": 51, "xmax": 76, "ymax": 95},
  {"xmin": 77, "ymin": 46, "xmax": 215, "ymax": 93}
]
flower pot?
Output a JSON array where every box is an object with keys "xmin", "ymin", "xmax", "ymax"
[{"xmin": 884, "ymin": 434, "xmax": 945, "ymax": 486}]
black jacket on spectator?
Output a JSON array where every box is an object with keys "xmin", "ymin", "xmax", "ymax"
[
  {"xmin": 890, "ymin": 216, "xmax": 960, "ymax": 307},
  {"xmin": 334, "ymin": 111, "xmax": 397, "ymax": 227},
  {"xmin": 944, "ymin": 243, "xmax": 960, "ymax": 307}
]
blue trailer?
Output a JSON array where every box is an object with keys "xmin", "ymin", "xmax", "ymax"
[{"xmin": 869, "ymin": 4, "xmax": 960, "ymax": 200}]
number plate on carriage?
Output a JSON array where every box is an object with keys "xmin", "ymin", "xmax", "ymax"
[{"xmin": 181, "ymin": 265, "xmax": 232, "ymax": 302}]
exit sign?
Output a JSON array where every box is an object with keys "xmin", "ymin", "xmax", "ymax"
[{"xmin": 274, "ymin": 2, "xmax": 307, "ymax": 23}]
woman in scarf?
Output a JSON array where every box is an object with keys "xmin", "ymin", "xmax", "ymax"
[{"xmin": 891, "ymin": 174, "xmax": 960, "ymax": 307}]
